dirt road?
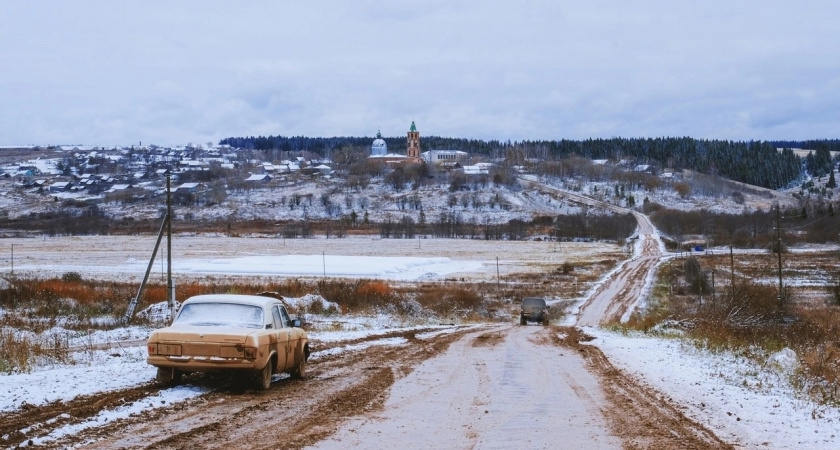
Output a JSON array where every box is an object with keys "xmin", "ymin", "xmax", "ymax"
[
  {"xmin": 314, "ymin": 325, "xmax": 728, "ymax": 450},
  {"xmin": 519, "ymin": 177, "xmax": 665, "ymax": 326},
  {"xmin": 574, "ymin": 211, "xmax": 663, "ymax": 326},
  {"xmin": 314, "ymin": 325, "xmax": 619, "ymax": 449},
  {"xmin": 3, "ymin": 325, "xmax": 730, "ymax": 449}
]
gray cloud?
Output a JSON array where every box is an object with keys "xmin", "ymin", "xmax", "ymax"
[{"xmin": 1, "ymin": 1, "xmax": 839, "ymax": 146}]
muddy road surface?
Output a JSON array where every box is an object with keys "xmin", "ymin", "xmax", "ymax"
[
  {"xmin": 574, "ymin": 211, "xmax": 663, "ymax": 326},
  {"xmin": 315, "ymin": 325, "xmax": 729, "ymax": 450},
  {"xmin": 2, "ymin": 328, "xmax": 463, "ymax": 449},
  {"xmin": 5, "ymin": 326, "xmax": 731, "ymax": 449}
]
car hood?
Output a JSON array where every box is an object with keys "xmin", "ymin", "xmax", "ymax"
[{"xmin": 151, "ymin": 324, "xmax": 259, "ymax": 344}]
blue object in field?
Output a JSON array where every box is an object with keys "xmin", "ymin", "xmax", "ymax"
[{"xmin": 694, "ymin": 245, "xmax": 704, "ymax": 252}]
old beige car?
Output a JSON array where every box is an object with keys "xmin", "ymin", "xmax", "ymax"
[{"xmin": 147, "ymin": 294, "xmax": 310, "ymax": 390}]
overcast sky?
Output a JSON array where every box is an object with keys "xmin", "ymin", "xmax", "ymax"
[{"xmin": 1, "ymin": 1, "xmax": 839, "ymax": 146}]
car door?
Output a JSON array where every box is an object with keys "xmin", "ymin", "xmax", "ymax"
[
  {"xmin": 279, "ymin": 306, "xmax": 298, "ymax": 369},
  {"xmin": 272, "ymin": 305, "xmax": 290, "ymax": 370}
]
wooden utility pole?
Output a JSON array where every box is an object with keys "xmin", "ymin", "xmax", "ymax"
[
  {"xmin": 167, "ymin": 174, "xmax": 175, "ymax": 322},
  {"xmin": 729, "ymin": 245, "xmax": 735, "ymax": 298},
  {"xmin": 496, "ymin": 256, "xmax": 500, "ymax": 292},
  {"xmin": 776, "ymin": 205, "xmax": 784, "ymax": 306},
  {"xmin": 711, "ymin": 270, "xmax": 716, "ymax": 306}
]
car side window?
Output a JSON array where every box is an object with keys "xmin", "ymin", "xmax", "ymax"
[
  {"xmin": 272, "ymin": 306, "xmax": 285, "ymax": 329},
  {"xmin": 279, "ymin": 306, "xmax": 292, "ymax": 328}
]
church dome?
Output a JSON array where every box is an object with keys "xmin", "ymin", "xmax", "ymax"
[{"xmin": 371, "ymin": 130, "xmax": 387, "ymax": 156}]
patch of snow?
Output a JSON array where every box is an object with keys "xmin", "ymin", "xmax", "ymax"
[
  {"xmin": 769, "ymin": 347, "xmax": 799, "ymax": 373},
  {"xmin": 588, "ymin": 328, "xmax": 840, "ymax": 449},
  {"xmin": 0, "ymin": 347, "xmax": 154, "ymax": 413}
]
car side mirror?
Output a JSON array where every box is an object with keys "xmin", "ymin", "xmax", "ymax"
[{"xmin": 292, "ymin": 318, "xmax": 302, "ymax": 328}]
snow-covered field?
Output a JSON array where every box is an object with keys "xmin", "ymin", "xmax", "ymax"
[{"xmin": 0, "ymin": 234, "xmax": 617, "ymax": 282}]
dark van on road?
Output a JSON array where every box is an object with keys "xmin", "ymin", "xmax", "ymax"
[{"xmin": 520, "ymin": 297, "xmax": 549, "ymax": 326}]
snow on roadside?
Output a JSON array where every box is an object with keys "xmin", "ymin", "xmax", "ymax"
[
  {"xmin": 0, "ymin": 347, "xmax": 154, "ymax": 413},
  {"xmin": 619, "ymin": 255, "xmax": 670, "ymax": 323},
  {"xmin": 587, "ymin": 328, "xmax": 840, "ymax": 449}
]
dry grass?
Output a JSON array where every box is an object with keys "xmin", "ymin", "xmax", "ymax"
[
  {"xmin": 625, "ymin": 253, "xmax": 840, "ymax": 405},
  {"xmin": 414, "ymin": 285, "xmax": 483, "ymax": 315},
  {"xmin": 0, "ymin": 329, "xmax": 34, "ymax": 373},
  {"xmin": 0, "ymin": 250, "xmax": 617, "ymax": 370},
  {"xmin": 0, "ymin": 324, "xmax": 76, "ymax": 374}
]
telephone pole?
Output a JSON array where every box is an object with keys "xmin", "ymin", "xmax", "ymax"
[
  {"xmin": 729, "ymin": 245, "xmax": 735, "ymax": 299},
  {"xmin": 775, "ymin": 205, "xmax": 784, "ymax": 307},
  {"xmin": 167, "ymin": 174, "xmax": 175, "ymax": 321}
]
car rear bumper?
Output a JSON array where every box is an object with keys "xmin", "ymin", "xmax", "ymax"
[
  {"xmin": 521, "ymin": 314, "xmax": 546, "ymax": 322},
  {"xmin": 147, "ymin": 355, "xmax": 261, "ymax": 371}
]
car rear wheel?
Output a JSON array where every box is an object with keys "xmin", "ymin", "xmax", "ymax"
[
  {"xmin": 156, "ymin": 367, "xmax": 182, "ymax": 386},
  {"xmin": 255, "ymin": 360, "xmax": 273, "ymax": 390},
  {"xmin": 290, "ymin": 354, "xmax": 306, "ymax": 379},
  {"xmin": 519, "ymin": 315, "xmax": 527, "ymax": 326}
]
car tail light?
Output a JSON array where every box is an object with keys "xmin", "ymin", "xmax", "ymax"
[
  {"xmin": 147, "ymin": 344, "xmax": 158, "ymax": 355},
  {"xmin": 243, "ymin": 347, "xmax": 257, "ymax": 359}
]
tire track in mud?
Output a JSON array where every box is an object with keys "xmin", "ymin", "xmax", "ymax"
[
  {"xmin": 0, "ymin": 384, "xmax": 161, "ymax": 448},
  {"xmin": 550, "ymin": 327, "xmax": 734, "ymax": 450},
  {"xmin": 575, "ymin": 210, "xmax": 662, "ymax": 327},
  {"xmin": 0, "ymin": 327, "xmax": 451, "ymax": 448},
  {"xmin": 33, "ymin": 328, "xmax": 470, "ymax": 449}
]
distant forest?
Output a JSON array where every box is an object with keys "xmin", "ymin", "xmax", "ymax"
[{"xmin": 219, "ymin": 136, "xmax": 840, "ymax": 190}]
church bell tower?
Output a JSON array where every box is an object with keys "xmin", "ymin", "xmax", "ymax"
[{"xmin": 406, "ymin": 120, "xmax": 420, "ymax": 160}]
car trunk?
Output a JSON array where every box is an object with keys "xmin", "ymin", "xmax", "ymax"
[{"xmin": 156, "ymin": 325, "xmax": 256, "ymax": 356}]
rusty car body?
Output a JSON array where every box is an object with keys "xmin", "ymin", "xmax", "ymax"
[{"xmin": 147, "ymin": 294, "xmax": 310, "ymax": 389}]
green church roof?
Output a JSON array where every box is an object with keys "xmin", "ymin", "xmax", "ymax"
[{"xmin": 410, "ymin": 121, "xmax": 417, "ymax": 132}]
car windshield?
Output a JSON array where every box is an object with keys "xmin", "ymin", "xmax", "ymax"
[{"xmin": 174, "ymin": 302, "xmax": 264, "ymax": 328}]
